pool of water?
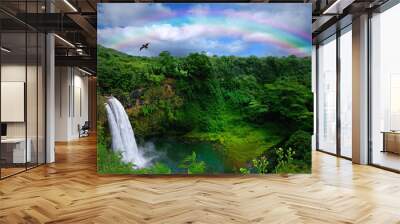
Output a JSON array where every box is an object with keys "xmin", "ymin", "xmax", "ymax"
[{"xmin": 140, "ymin": 138, "xmax": 232, "ymax": 174}]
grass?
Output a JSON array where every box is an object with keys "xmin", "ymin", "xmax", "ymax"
[
  {"xmin": 97, "ymin": 142, "xmax": 135, "ymax": 174},
  {"xmin": 184, "ymin": 112, "xmax": 285, "ymax": 168}
]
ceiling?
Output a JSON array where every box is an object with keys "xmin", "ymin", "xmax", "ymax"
[{"xmin": 0, "ymin": 0, "xmax": 391, "ymax": 74}]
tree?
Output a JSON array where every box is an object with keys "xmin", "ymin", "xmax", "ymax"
[
  {"xmin": 261, "ymin": 78, "xmax": 313, "ymax": 131},
  {"xmin": 156, "ymin": 51, "xmax": 187, "ymax": 78},
  {"xmin": 183, "ymin": 53, "xmax": 213, "ymax": 80}
]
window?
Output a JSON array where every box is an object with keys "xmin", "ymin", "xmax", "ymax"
[
  {"xmin": 317, "ymin": 35, "xmax": 337, "ymax": 154},
  {"xmin": 339, "ymin": 27, "xmax": 352, "ymax": 158},
  {"xmin": 370, "ymin": 3, "xmax": 400, "ymax": 171}
]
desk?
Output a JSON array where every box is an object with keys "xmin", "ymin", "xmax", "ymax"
[
  {"xmin": 1, "ymin": 138, "xmax": 31, "ymax": 163},
  {"xmin": 382, "ymin": 131, "xmax": 400, "ymax": 154}
]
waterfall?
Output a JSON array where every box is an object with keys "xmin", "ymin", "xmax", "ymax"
[{"xmin": 105, "ymin": 96, "xmax": 148, "ymax": 168}]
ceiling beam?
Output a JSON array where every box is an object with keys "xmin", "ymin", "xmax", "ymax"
[
  {"xmin": 67, "ymin": 13, "xmax": 96, "ymax": 47},
  {"xmin": 323, "ymin": 0, "xmax": 356, "ymax": 14},
  {"xmin": 55, "ymin": 55, "xmax": 96, "ymax": 73}
]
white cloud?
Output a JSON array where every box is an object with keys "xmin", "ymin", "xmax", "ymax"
[
  {"xmin": 98, "ymin": 23, "xmax": 249, "ymax": 56},
  {"xmin": 98, "ymin": 3, "xmax": 175, "ymax": 28},
  {"xmin": 220, "ymin": 6, "xmax": 311, "ymax": 37}
]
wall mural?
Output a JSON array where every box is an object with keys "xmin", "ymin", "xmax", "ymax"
[{"xmin": 97, "ymin": 3, "xmax": 312, "ymax": 174}]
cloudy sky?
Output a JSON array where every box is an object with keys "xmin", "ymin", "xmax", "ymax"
[{"xmin": 98, "ymin": 3, "xmax": 311, "ymax": 57}]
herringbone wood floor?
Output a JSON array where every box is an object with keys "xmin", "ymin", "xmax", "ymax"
[{"xmin": 1, "ymin": 135, "xmax": 400, "ymax": 224}]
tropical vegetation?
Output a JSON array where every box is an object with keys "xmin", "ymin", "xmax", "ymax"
[{"xmin": 97, "ymin": 45, "xmax": 312, "ymax": 174}]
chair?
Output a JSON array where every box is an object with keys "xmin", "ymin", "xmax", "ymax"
[{"xmin": 79, "ymin": 121, "xmax": 90, "ymax": 138}]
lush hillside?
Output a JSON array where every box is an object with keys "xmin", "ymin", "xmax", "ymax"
[{"xmin": 97, "ymin": 45, "xmax": 313, "ymax": 174}]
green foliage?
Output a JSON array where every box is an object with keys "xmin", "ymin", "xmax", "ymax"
[
  {"xmin": 275, "ymin": 147, "xmax": 298, "ymax": 173},
  {"xmin": 183, "ymin": 52, "xmax": 213, "ymax": 80},
  {"xmin": 239, "ymin": 168, "xmax": 250, "ymax": 174},
  {"xmin": 97, "ymin": 45, "xmax": 313, "ymax": 174},
  {"xmin": 150, "ymin": 163, "xmax": 172, "ymax": 174},
  {"xmin": 129, "ymin": 163, "xmax": 172, "ymax": 175},
  {"xmin": 245, "ymin": 99, "xmax": 269, "ymax": 122},
  {"xmin": 239, "ymin": 156, "xmax": 269, "ymax": 174},
  {"xmin": 262, "ymin": 79, "xmax": 313, "ymax": 131},
  {"xmin": 155, "ymin": 51, "xmax": 188, "ymax": 78},
  {"xmin": 284, "ymin": 130, "xmax": 311, "ymax": 166},
  {"xmin": 252, "ymin": 156, "xmax": 269, "ymax": 174},
  {"xmin": 129, "ymin": 82, "xmax": 184, "ymax": 138},
  {"xmin": 97, "ymin": 95, "xmax": 108, "ymax": 124},
  {"xmin": 185, "ymin": 121, "xmax": 284, "ymax": 169},
  {"xmin": 179, "ymin": 152, "xmax": 206, "ymax": 174}
]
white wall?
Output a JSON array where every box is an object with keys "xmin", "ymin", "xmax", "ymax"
[
  {"xmin": 72, "ymin": 72, "xmax": 89, "ymax": 138},
  {"xmin": 55, "ymin": 66, "xmax": 69, "ymax": 141},
  {"xmin": 55, "ymin": 66, "xmax": 89, "ymax": 141}
]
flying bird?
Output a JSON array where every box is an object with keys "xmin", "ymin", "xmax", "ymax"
[{"xmin": 140, "ymin": 42, "xmax": 150, "ymax": 51}]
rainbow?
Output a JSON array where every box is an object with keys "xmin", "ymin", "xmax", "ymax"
[{"xmin": 99, "ymin": 3, "xmax": 311, "ymax": 57}]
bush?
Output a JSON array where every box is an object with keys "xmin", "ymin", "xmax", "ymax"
[
  {"xmin": 284, "ymin": 130, "xmax": 311, "ymax": 165},
  {"xmin": 274, "ymin": 147, "xmax": 297, "ymax": 173},
  {"xmin": 252, "ymin": 156, "xmax": 269, "ymax": 174},
  {"xmin": 239, "ymin": 168, "xmax": 250, "ymax": 174},
  {"xmin": 179, "ymin": 152, "xmax": 206, "ymax": 174}
]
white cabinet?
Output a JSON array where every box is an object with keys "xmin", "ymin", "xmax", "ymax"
[{"xmin": 1, "ymin": 138, "xmax": 32, "ymax": 163}]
